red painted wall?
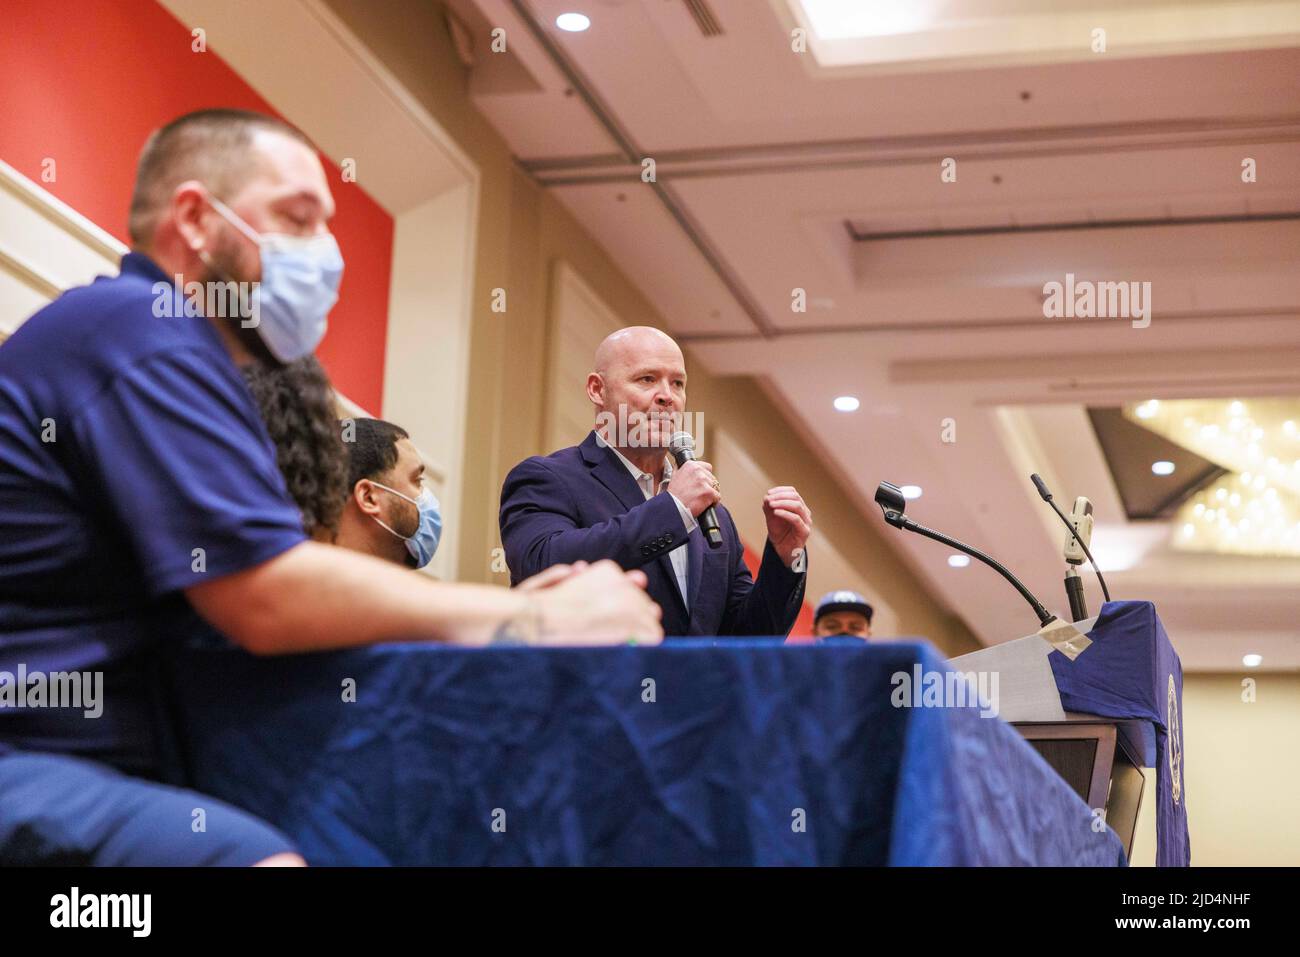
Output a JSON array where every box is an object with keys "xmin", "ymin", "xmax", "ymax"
[{"xmin": 0, "ymin": 0, "xmax": 393, "ymax": 413}]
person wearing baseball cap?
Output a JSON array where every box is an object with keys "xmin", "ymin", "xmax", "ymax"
[{"xmin": 813, "ymin": 590, "xmax": 874, "ymax": 639}]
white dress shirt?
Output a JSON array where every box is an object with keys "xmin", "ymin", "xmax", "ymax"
[{"xmin": 605, "ymin": 443, "xmax": 698, "ymax": 611}]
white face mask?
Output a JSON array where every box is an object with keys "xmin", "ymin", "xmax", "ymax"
[{"xmin": 201, "ymin": 192, "xmax": 344, "ymax": 362}]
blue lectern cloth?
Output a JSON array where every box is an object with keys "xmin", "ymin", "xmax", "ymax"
[
  {"xmin": 1050, "ymin": 601, "xmax": 1189, "ymax": 867},
  {"xmin": 160, "ymin": 638, "xmax": 1123, "ymax": 866}
]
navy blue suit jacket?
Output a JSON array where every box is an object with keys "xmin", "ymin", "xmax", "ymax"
[{"xmin": 499, "ymin": 432, "xmax": 806, "ymax": 638}]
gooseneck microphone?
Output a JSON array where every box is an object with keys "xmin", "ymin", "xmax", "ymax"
[
  {"xmin": 874, "ymin": 481, "xmax": 1056, "ymax": 628},
  {"xmin": 669, "ymin": 432, "xmax": 723, "ymax": 549},
  {"xmin": 1029, "ymin": 473, "xmax": 1111, "ymax": 606}
]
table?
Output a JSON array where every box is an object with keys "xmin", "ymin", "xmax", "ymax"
[{"xmin": 160, "ymin": 638, "xmax": 1126, "ymax": 866}]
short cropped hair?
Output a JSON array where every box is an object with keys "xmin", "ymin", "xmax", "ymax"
[
  {"xmin": 128, "ymin": 108, "xmax": 313, "ymax": 247},
  {"xmin": 345, "ymin": 418, "xmax": 411, "ymax": 491}
]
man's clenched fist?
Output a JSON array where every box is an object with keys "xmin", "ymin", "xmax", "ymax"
[{"xmin": 666, "ymin": 459, "xmax": 721, "ymax": 517}]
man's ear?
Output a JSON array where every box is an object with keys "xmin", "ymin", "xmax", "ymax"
[
  {"xmin": 586, "ymin": 372, "xmax": 604, "ymax": 408},
  {"xmin": 171, "ymin": 180, "xmax": 210, "ymax": 255},
  {"xmin": 352, "ymin": 479, "xmax": 383, "ymax": 517}
]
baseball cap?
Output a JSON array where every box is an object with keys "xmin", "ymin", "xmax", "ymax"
[{"xmin": 813, "ymin": 590, "xmax": 874, "ymax": 624}]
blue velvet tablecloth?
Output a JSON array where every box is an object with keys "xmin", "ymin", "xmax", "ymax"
[{"xmin": 161, "ymin": 638, "xmax": 1124, "ymax": 866}]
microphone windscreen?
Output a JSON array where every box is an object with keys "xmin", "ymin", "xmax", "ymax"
[
  {"xmin": 668, "ymin": 431, "xmax": 695, "ymax": 466},
  {"xmin": 1030, "ymin": 473, "xmax": 1052, "ymax": 501}
]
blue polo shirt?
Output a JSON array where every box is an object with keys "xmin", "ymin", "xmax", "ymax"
[{"xmin": 0, "ymin": 252, "xmax": 306, "ymax": 774}]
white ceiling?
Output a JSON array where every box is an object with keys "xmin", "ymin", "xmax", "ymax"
[{"xmin": 453, "ymin": 0, "xmax": 1300, "ymax": 670}]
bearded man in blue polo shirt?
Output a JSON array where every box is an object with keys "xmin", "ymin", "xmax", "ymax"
[{"xmin": 0, "ymin": 109, "xmax": 661, "ymax": 866}]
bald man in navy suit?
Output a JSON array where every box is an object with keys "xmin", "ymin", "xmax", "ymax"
[{"xmin": 500, "ymin": 327, "xmax": 810, "ymax": 638}]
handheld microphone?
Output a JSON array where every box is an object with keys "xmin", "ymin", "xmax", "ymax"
[
  {"xmin": 1029, "ymin": 474, "xmax": 1111, "ymax": 605},
  {"xmin": 669, "ymin": 432, "xmax": 723, "ymax": 549}
]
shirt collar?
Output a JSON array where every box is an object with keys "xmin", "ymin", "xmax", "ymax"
[
  {"xmin": 119, "ymin": 251, "xmax": 172, "ymax": 284},
  {"xmin": 600, "ymin": 435, "xmax": 674, "ymax": 491}
]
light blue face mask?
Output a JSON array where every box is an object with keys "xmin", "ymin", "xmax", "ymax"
[
  {"xmin": 201, "ymin": 192, "xmax": 344, "ymax": 363},
  {"xmin": 370, "ymin": 482, "xmax": 442, "ymax": 568}
]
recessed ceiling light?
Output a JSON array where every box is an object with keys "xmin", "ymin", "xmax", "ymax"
[
  {"xmin": 1136, "ymin": 400, "xmax": 1159, "ymax": 419},
  {"xmin": 947, "ymin": 554, "xmax": 970, "ymax": 567},
  {"xmin": 900, "ymin": 485, "xmax": 923, "ymax": 500},
  {"xmin": 1243, "ymin": 653, "xmax": 1263, "ymax": 668},
  {"xmin": 833, "ymin": 395, "xmax": 860, "ymax": 412},
  {"xmin": 1152, "ymin": 460, "xmax": 1176, "ymax": 476},
  {"xmin": 555, "ymin": 12, "xmax": 591, "ymax": 32}
]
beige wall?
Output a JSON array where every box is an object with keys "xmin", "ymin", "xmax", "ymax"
[
  {"xmin": 1124, "ymin": 672, "xmax": 1300, "ymax": 866},
  {"xmin": 1173, "ymin": 673, "xmax": 1300, "ymax": 866},
  {"xmin": 322, "ymin": 0, "xmax": 977, "ymax": 652}
]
